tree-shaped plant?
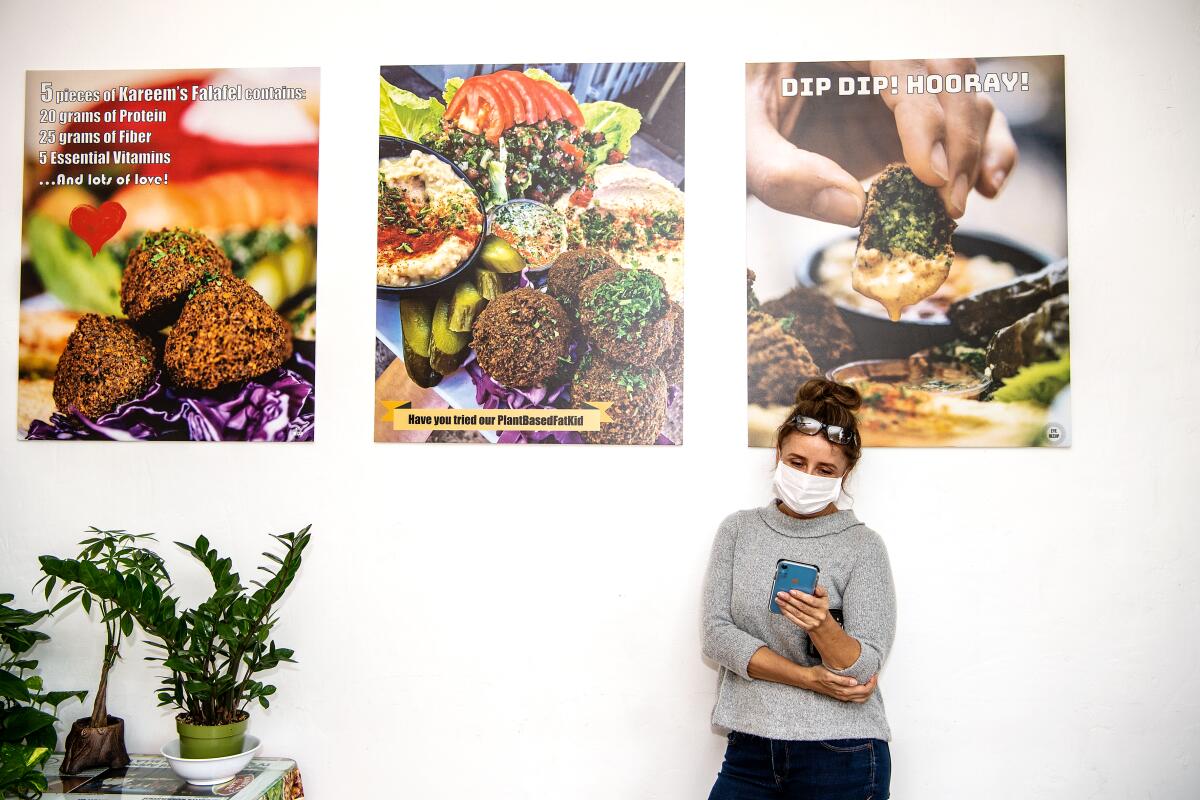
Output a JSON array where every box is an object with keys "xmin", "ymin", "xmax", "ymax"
[
  {"xmin": 0, "ymin": 593, "xmax": 85, "ymax": 799},
  {"xmin": 40, "ymin": 525, "xmax": 311, "ymax": 759},
  {"xmin": 37, "ymin": 529, "xmax": 171, "ymax": 774}
]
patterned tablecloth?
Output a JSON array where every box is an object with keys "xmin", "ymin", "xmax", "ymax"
[{"xmin": 40, "ymin": 753, "xmax": 303, "ymax": 799}]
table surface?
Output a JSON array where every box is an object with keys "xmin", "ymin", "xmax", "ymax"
[{"xmin": 40, "ymin": 753, "xmax": 303, "ymax": 800}]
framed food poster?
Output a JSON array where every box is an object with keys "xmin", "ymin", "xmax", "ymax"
[
  {"xmin": 374, "ymin": 63, "xmax": 685, "ymax": 444},
  {"xmin": 17, "ymin": 68, "xmax": 319, "ymax": 442},
  {"xmin": 745, "ymin": 56, "xmax": 1069, "ymax": 447}
]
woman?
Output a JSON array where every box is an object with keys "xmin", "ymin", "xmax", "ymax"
[{"xmin": 703, "ymin": 378, "xmax": 896, "ymax": 800}]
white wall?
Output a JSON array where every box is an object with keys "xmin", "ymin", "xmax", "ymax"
[{"xmin": 2, "ymin": 1, "xmax": 1198, "ymax": 797}]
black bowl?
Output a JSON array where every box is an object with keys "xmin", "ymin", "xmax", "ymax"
[
  {"xmin": 376, "ymin": 135, "xmax": 488, "ymax": 297},
  {"xmin": 797, "ymin": 230, "xmax": 1054, "ymax": 360}
]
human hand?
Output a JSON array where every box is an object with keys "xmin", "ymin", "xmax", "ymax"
[
  {"xmin": 775, "ymin": 584, "xmax": 832, "ymax": 633},
  {"xmin": 803, "ymin": 667, "xmax": 878, "ymax": 703},
  {"xmin": 746, "ymin": 60, "xmax": 1018, "ymax": 224}
]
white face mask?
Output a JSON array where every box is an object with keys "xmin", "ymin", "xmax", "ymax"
[{"xmin": 772, "ymin": 461, "xmax": 843, "ymax": 515}]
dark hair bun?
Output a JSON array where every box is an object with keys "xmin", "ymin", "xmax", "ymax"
[{"xmin": 794, "ymin": 378, "xmax": 862, "ymax": 411}]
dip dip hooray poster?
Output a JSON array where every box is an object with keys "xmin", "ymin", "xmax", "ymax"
[
  {"xmin": 745, "ymin": 56, "xmax": 1069, "ymax": 448},
  {"xmin": 17, "ymin": 68, "xmax": 320, "ymax": 442},
  {"xmin": 374, "ymin": 63, "xmax": 685, "ymax": 445}
]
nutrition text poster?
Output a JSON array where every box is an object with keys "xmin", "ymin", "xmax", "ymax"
[{"xmin": 17, "ymin": 68, "xmax": 319, "ymax": 442}]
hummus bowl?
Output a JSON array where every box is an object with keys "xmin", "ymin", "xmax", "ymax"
[
  {"xmin": 796, "ymin": 231, "xmax": 1053, "ymax": 360},
  {"xmin": 377, "ymin": 136, "xmax": 487, "ymax": 296}
]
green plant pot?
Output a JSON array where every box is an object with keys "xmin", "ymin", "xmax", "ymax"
[{"xmin": 176, "ymin": 715, "xmax": 249, "ymax": 759}]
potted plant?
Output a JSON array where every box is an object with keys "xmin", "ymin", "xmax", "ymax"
[
  {"xmin": 0, "ymin": 593, "xmax": 85, "ymax": 799},
  {"xmin": 39, "ymin": 525, "xmax": 311, "ymax": 762},
  {"xmin": 37, "ymin": 528, "xmax": 171, "ymax": 773}
]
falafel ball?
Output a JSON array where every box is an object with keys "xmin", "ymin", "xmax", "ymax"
[
  {"xmin": 164, "ymin": 275, "xmax": 292, "ymax": 390},
  {"xmin": 546, "ymin": 248, "xmax": 618, "ymax": 314},
  {"xmin": 121, "ymin": 228, "xmax": 233, "ymax": 330},
  {"xmin": 747, "ymin": 309, "xmax": 822, "ymax": 406},
  {"xmin": 471, "ymin": 288, "xmax": 572, "ymax": 388},
  {"xmin": 760, "ymin": 285, "xmax": 857, "ymax": 370},
  {"xmin": 572, "ymin": 356, "xmax": 668, "ymax": 445},
  {"xmin": 53, "ymin": 314, "xmax": 157, "ymax": 419},
  {"xmin": 578, "ymin": 267, "xmax": 671, "ymax": 368},
  {"xmin": 660, "ymin": 300, "xmax": 684, "ymax": 387}
]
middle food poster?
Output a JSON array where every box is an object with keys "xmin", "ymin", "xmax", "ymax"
[{"xmin": 374, "ymin": 63, "xmax": 685, "ymax": 445}]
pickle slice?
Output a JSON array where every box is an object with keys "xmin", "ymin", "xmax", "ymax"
[
  {"xmin": 475, "ymin": 268, "xmax": 503, "ymax": 301},
  {"xmin": 429, "ymin": 295, "xmax": 470, "ymax": 375},
  {"xmin": 398, "ymin": 298, "xmax": 439, "ymax": 386},
  {"xmin": 480, "ymin": 235, "xmax": 526, "ymax": 274},
  {"xmin": 449, "ymin": 281, "xmax": 485, "ymax": 333},
  {"xmin": 399, "ymin": 298, "xmax": 433, "ymax": 357}
]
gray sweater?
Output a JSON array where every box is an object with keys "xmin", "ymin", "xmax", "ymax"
[{"xmin": 702, "ymin": 502, "xmax": 896, "ymax": 741}]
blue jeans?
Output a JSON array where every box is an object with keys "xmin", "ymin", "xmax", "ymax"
[{"xmin": 708, "ymin": 731, "xmax": 891, "ymax": 800}]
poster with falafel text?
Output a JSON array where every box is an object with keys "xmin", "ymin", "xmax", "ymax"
[
  {"xmin": 746, "ymin": 56, "xmax": 1069, "ymax": 447},
  {"xmin": 375, "ymin": 63, "xmax": 685, "ymax": 444},
  {"xmin": 17, "ymin": 68, "xmax": 319, "ymax": 442}
]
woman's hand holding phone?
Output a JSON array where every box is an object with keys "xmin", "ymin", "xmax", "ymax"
[
  {"xmin": 777, "ymin": 584, "xmax": 863, "ymax": 670},
  {"xmin": 775, "ymin": 584, "xmax": 833, "ymax": 631}
]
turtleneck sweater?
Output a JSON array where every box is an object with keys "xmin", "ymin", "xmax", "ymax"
[{"xmin": 702, "ymin": 502, "xmax": 896, "ymax": 740}]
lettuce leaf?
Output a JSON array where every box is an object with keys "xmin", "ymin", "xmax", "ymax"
[
  {"xmin": 580, "ymin": 101, "xmax": 642, "ymax": 169},
  {"xmin": 26, "ymin": 214, "xmax": 123, "ymax": 314},
  {"xmin": 991, "ymin": 353, "xmax": 1070, "ymax": 406},
  {"xmin": 523, "ymin": 68, "xmax": 569, "ymax": 91},
  {"xmin": 379, "ymin": 77, "xmax": 445, "ymax": 140},
  {"xmin": 442, "ymin": 77, "xmax": 463, "ymax": 107}
]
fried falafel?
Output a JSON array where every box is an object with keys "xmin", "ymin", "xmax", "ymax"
[
  {"xmin": 760, "ymin": 285, "xmax": 857, "ymax": 370},
  {"xmin": 470, "ymin": 288, "xmax": 572, "ymax": 388},
  {"xmin": 572, "ymin": 356, "xmax": 668, "ymax": 445},
  {"xmin": 53, "ymin": 314, "xmax": 157, "ymax": 418},
  {"xmin": 854, "ymin": 164, "xmax": 957, "ymax": 321},
  {"xmin": 747, "ymin": 309, "xmax": 822, "ymax": 406},
  {"xmin": 578, "ymin": 267, "xmax": 671, "ymax": 368},
  {"xmin": 164, "ymin": 275, "xmax": 292, "ymax": 390},
  {"xmin": 660, "ymin": 300, "xmax": 684, "ymax": 387},
  {"xmin": 121, "ymin": 228, "xmax": 233, "ymax": 330},
  {"xmin": 546, "ymin": 248, "xmax": 618, "ymax": 314}
]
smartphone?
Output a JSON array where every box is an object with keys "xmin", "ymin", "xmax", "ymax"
[{"xmin": 769, "ymin": 560, "xmax": 819, "ymax": 614}]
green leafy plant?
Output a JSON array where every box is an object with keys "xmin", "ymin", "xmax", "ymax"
[
  {"xmin": 0, "ymin": 594, "xmax": 86, "ymax": 799},
  {"xmin": 39, "ymin": 526, "xmax": 311, "ymax": 728},
  {"xmin": 37, "ymin": 529, "xmax": 171, "ymax": 730}
]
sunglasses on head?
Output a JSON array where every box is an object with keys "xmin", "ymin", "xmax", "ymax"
[{"xmin": 789, "ymin": 414, "xmax": 858, "ymax": 446}]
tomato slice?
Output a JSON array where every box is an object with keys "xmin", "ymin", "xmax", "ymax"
[
  {"xmin": 445, "ymin": 80, "xmax": 470, "ymax": 120},
  {"xmin": 475, "ymin": 81, "xmax": 511, "ymax": 136},
  {"xmin": 492, "ymin": 71, "xmax": 540, "ymax": 123},
  {"xmin": 547, "ymin": 84, "xmax": 585, "ymax": 127},
  {"xmin": 485, "ymin": 74, "xmax": 525, "ymax": 125},
  {"xmin": 446, "ymin": 76, "xmax": 512, "ymax": 141},
  {"xmin": 475, "ymin": 75, "xmax": 514, "ymax": 126},
  {"xmin": 531, "ymin": 81, "xmax": 565, "ymax": 121}
]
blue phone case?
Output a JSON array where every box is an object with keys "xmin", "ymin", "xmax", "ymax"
[{"xmin": 769, "ymin": 560, "xmax": 819, "ymax": 613}]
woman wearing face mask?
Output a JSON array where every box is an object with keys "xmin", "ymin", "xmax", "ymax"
[{"xmin": 703, "ymin": 378, "xmax": 896, "ymax": 800}]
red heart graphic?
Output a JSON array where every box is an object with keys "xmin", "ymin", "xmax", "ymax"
[{"xmin": 69, "ymin": 201, "xmax": 127, "ymax": 256}]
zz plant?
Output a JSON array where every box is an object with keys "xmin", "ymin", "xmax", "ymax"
[{"xmin": 39, "ymin": 526, "xmax": 311, "ymax": 735}]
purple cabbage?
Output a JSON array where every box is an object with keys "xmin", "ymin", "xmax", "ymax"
[
  {"xmin": 463, "ymin": 351, "xmax": 581, "ymax": 445},
  {"xmin": 463, "ymin": 344, "xmax": 681, "ymax": 446},
  {"xmin": 26, "ymin": 350, "xmax": 315, "ymax": 442}
]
